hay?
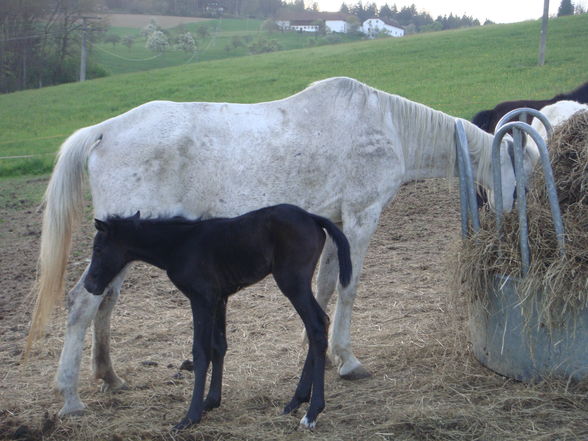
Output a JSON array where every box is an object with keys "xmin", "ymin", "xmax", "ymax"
[
  {"xmin": 456, "ymin": 110, "xmax": 588, "ymax": 327},
  {"xmin": 5, "ymin": 178, "xmax": 588, "ymax": 440}
]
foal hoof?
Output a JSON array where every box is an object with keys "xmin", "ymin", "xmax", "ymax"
[
  {"xmin": 172, "ymin": 417, "xmax": 197, "ymax": 432},
  {"xmin": 283, "ymin": 398, "xmax": 304, "ymax": 415},
  {"xmin": 299, "ymin": 415, "xmax": 317, "ymax": 430}
]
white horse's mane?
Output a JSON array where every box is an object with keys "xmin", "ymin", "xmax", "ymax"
[{"xmin": 307, "ymin": 77, "xmax": 494, "ymax": 187}]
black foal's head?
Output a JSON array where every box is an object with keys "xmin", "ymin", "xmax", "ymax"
[{"xmin": 84, "ymin": 214, "xmax": 139, "ymax": 295}]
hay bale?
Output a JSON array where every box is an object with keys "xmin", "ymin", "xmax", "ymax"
[{"xmin": 456, "ymin": 110, "xmax": 588, "ymax": 328}]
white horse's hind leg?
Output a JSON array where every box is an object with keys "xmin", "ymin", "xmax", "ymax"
[
  {"xmin": 55, "ymin": 266, "xmax": 104, "ymax": 416},
  {"xmin": 301, "ymin": 240, "xmax": 338, "ymax": 350},
  {"xmin": 92, "ymin": 268, "xmax": 127, "ymax": 392},
  {"xmin": 315, "ymin": 238, "xmax": 338, "ymax": 311},
  {"xmin": 330, "ymin": 206, "xmax": 381, "ymax": 380}
]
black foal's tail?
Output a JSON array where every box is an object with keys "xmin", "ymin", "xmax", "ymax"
[{"xmin": 310, "ymin": 214, "xmax": 352, "ymax": 287}]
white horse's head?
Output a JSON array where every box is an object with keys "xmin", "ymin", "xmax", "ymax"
[{"xmin": 483, "ymin": 134, "xmax": 538, "ymax": 213}]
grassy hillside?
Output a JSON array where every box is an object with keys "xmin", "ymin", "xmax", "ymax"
[
  {"xmin": 93, "ymin": 18, "xmax": 362, "ymax": 75},
  {"xmin": 1, "ymin": 14, "xmax": 587, "ymax": 177}
]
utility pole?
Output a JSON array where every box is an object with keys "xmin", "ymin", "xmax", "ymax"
[
  {"xmin": 538, "ymin": 0, "xmax": 549, "ymax": 66},
  {"xmin": 80, "ymin": 16, "xmax": 100, "ymax": 82}
]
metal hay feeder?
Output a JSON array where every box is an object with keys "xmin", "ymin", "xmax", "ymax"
[{"xmin": 455, "ymin": 111, "xmax": 588, "ymax": 382}]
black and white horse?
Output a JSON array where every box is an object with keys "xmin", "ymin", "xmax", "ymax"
[
  {"xmin": 84, "ymin": 204, "xmax": 352, "ymax": 430},
  {"xmin": 472, "ymin": 81, "xmax": 588, "ymax": 133}
]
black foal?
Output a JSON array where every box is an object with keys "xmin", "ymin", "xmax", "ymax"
[{"xmin": 83, "ymin": 204, "xmax": 352, "ymax": 430}]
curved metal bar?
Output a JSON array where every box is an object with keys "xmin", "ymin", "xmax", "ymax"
[
  {"xmin": 455, "ymin": 119, "xmax": 480, "ymax": 238},
  {"xmin": 512, "ymin": 127, "xmax": 530, "ymax": 275},
  {"xmin": 492, "ymin": 121, "xmax": 565, "ymax": 275},
  {"xmin": 491, "ymin": 133, "xmax": 506, "ymax": 231},
  {"xmin": 495, "ymin": 107, "xmax": 554, "ymax": 137}
]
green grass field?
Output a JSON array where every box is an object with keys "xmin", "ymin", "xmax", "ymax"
[{"xmin": 1, "ymin": 14, "xmax": 587, "ymax": 177}]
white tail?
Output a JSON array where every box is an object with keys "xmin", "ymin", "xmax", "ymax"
[{"xmin": 24, "ymin": 128, "xmax": 102, "ymax": 356}]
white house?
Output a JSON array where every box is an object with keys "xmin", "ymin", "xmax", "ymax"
[
  {"xmin": 325, "ymin": 18, "xmax": 348, "ymax": 33},
  {"xmin": 275, "ymin": 11, "xmax": 353, "ymax": 33},
  {"xmin": 323, "ymin": 12, "xmax": 353, "ymax": 33},
  {"xmin": 361, "ymin": 18, "xmax": 404, "ymax": 37}
]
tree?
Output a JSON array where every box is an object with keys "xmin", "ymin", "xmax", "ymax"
[
  {"xmin": 379, "ymin": 4, "xmax": 393, "ymax": 21},
  {"xmin": 261, "ymin": 19, "xmax": 279, "ymax": 33},
  {"xmin": 345, "ymin": 15, "xmax": 361, "ymax": 34},
  {"xmin": 230, "ymin": 35, "xmax": 245, "ymax": 49},
  {"xmin": 142, "ymin": 18, "xmax": 161, "ymax": 37},
  {"xmin": 122, "ymin": 35, "xmax": 135, "ymax": 50},
  {"xmin": 104, "ymin": 34, "xmax": 121, "ymax": 47},
  {"xmin": 0, "ymin": 0, "xmax": 105, "ymax": 93},
  {"xmin": 558, "ymin": 0, "xmax": 575, "ymax": 16},
  {"xmin": 146, "ymin": 30, "xmax": 169, "ymax": 53},
  {"xmin": 293, "ymin": 0, "xmax": 305, "ymax": 11},
  {"xmin": 195, "ymin": 24, "xmax": 210, "ymax": 40},
  {"xmin": 248, "ymin": 37, "xmax": 280, "ymax": 54},
  {"xmin": 175, "ymin": 32, "xmax": 196, "ymax": 52}
]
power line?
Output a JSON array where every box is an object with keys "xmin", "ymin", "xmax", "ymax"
[{"xmin": 0, "ymin": 30, "xmax": 65, "ymax": 42}]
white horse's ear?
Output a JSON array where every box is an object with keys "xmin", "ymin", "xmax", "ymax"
[{"xmin": 94, "ymin": 219, "xmax": 108, "ymax": 232}]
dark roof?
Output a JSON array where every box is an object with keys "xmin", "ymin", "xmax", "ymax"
[{"xmin": 276, "ymin": 10, "xmax": 353, "ymax": 21}]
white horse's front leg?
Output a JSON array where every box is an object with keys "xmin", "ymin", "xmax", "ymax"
[
  {"xmin": 55, "ymin": 266, "xmax": 103, "ymax": 416},
  {"xmin": 330, "ymin": 207, "xmax": 381, "ymax": 380},
  {"xmin": 92, "ymin": 268, "xmax": 127, "ymax": 392}
]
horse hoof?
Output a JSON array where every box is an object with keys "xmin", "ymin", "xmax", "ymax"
[
  {"xmin": 58, "ymin": 402, "xmax": 86, "ymax": 417},
  {"xmin": 299, "ymin": 415, "xmax": 317, "ymax": 430},
  {"xmin": 339, "ymin": 364, "xmax": 371, "ymax": 380},
  {"xmin": 100, "ymin": 379, "xmax": 128, "ymax": 393}
]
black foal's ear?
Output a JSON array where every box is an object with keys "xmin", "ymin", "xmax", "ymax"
[
  {"xmin": 94, "ymin": 219, "xmax": 109, "ymax": 232},
  {"xmin": 132, "ymin": 211, "xmax": 141, "ymax": 228}
]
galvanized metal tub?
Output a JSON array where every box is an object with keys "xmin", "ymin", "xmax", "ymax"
[{"xmin": 469, "ymin": 273, "xmax": 588, "ymax": 382}]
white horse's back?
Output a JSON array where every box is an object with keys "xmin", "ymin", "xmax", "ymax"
[
  {"xmin": 533, "ymin": 100, "xmax": 588, "ymax": 139},
  {"xmin": 87, "ymin": 77, "xmax": 400, "ymax": 221}
]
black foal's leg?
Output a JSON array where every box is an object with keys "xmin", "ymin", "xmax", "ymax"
[
  {"xmin": 203, "ymin": 298, "xmax": 227, "ymax": 412},
  {"xmin": 299, "ymin": 300, "xmax": 328, "ymax": 429},
  {"xmin": 174, "ymin": 297, "xmax": 214, "ymax": 431},
  {"xmin": 283, "ymin": 346, "xmax": 314, "ymax": 414},
  {"xmin": 276, "ymin": 275, "xmax": 329, "ymax": 428}
]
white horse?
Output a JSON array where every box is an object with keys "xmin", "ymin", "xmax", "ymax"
[{"xmin": 26, "ymin": 77, "xmax": 533, "ymax": 418}]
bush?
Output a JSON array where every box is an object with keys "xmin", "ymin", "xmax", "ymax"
[{"xmin": 248, "ymin": 38, "xmax": 281, "ymax": 54}]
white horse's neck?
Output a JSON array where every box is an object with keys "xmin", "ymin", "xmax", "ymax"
[{"xmin": 382, "ymin": 93, "xmax": 494, "ymax": 187}]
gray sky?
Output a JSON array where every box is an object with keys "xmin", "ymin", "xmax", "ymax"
[{"xmin": 316, "ymin": 0, "xmax": 588, "ymax": 23}]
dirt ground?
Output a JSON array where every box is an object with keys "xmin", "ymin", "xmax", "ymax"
[{"xmin": 2, "ymin": 177, "xmax": 588, "ymax": 441}]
